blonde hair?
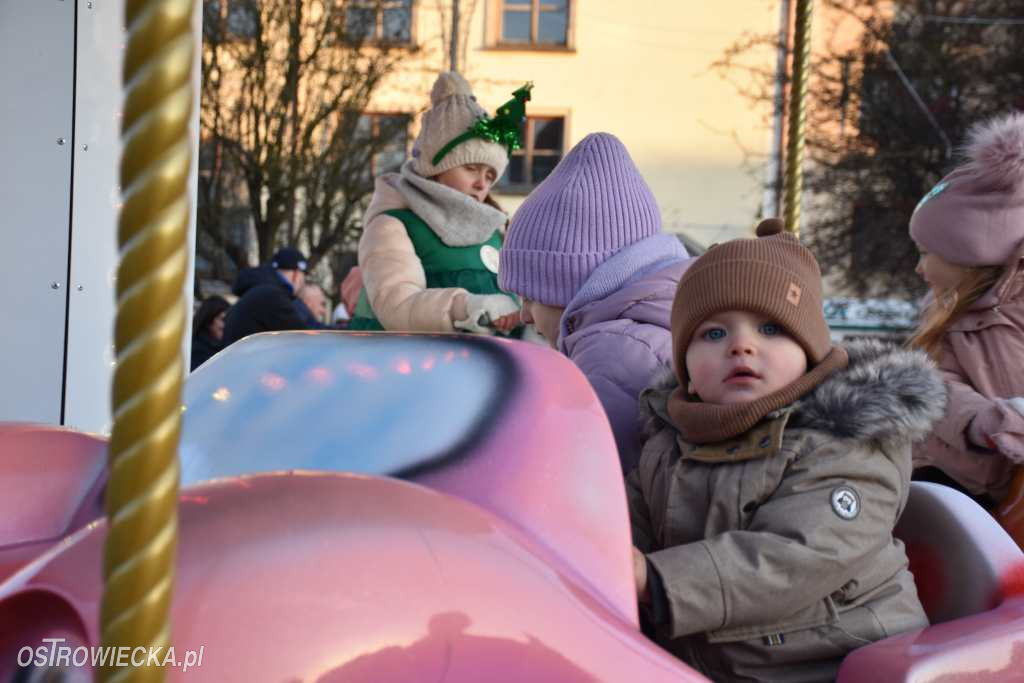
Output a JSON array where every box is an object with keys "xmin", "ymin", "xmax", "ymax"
[{"xmin": 909, "ymin": 265, "xmax": 1004, "ymax": 359}]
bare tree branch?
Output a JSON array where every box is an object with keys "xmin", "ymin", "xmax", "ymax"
[
  {"xmin": 198, "ymin": 0, "xmax": 415, "ymax": 289},
  {"xmin": 713, "ymin": 0, "xmax": 1024, "ymax": 297}
]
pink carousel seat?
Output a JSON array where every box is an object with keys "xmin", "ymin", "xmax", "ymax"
[
  {"xmin": 838, "ymin": 482, "xmax": 1024, "ymax": 681},
  {"xmin": 894, "ymin": 481, "xmax": 1022, "ymax": 624}
]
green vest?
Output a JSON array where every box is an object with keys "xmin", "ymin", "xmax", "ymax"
[{"xmin": 349, "ymin": 209, "xmax": 517, "ymax": 333}]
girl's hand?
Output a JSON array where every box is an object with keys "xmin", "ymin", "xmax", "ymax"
[
  {"xmin": 455, "ymin": 294, "xmax": 519, "ymax": 333},
  {"xmin": 632, "ymin": 546, "xmax": 650, "ymax": 604},
  {"xmin": 962, "ymin": 401, "xmax": 1024, "ymax": 458},
  {"xmin": 492, "ymin": 312, "xmax": 520, "ymax": 332},
  {"xmin": 967, "ymin": 415, "xmax": 998, "ymax": 452}
]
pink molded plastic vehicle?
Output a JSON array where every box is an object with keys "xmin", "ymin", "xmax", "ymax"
[{"xmin": 0, "ymin": 332, "xmax": 1022, "ymax": 681}]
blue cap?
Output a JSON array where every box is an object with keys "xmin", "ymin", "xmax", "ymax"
[{"xmin": 271, "ymin": 247, "xmax": 308, "ymax": 272}]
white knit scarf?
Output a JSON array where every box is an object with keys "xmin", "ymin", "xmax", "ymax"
[{"xmin": 395, "ymin": 160, "xmax": 506, "ymax": 246}]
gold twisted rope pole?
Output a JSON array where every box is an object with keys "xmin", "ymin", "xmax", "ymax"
[
  {"xmin": 100, "ymin": 0, "xmax": 194, "ymax": 680},
  {"xmin": 783, "ymin": 0, "xmax": 814, "ymax": 237}
]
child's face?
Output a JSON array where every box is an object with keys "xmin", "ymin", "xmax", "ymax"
[
  {"xmin": 210, "ymin": 311, "xmax": 227, "ymax": 341},
  {"xmin": 684, "ymin": 310, "xmax": 808, "ymax": 405},
  {"xmin": 434, "ymin": 163, "xmax": 498, "ymax": 202},
  {"xmin": 915, "ymin": 248, "xmax": 969, "ymax": 295},
  {"xmin": 520, "ymin": 299, "xmax": 565, "ymax": 348}
]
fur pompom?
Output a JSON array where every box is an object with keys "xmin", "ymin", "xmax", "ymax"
[
  {"xmin": 755, "ymin": 218, "xmax": 785, "ymax": 237},
  {"xmin": 963, "ymin": 111, "xmax": 1024, "ymax": 193},
  {"xmin": 430, "ymin": 71, "xmax": 472, "ymax": 106}
]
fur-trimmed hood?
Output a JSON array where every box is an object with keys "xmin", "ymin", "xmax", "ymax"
[{"xmin": 641, "ymin": 338, "xmax": 947, "ymax": 444}]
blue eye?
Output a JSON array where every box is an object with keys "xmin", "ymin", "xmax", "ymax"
[
  {"xmin": 702, "ymin": 328, "xmax": 726, "ymax": 341},
  {"xmin": 760, "ymin": 322, "xmax": 781, "ymax": 336}
]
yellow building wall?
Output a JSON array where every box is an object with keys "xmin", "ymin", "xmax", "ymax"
[{"xmin": 368, "ymin": 0, "xmax": 785, "ymax": 247}]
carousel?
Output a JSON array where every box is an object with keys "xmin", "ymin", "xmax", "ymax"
[{"xmin": 0, "ymin": 1, "xmax": 1022, "ymax": 681}]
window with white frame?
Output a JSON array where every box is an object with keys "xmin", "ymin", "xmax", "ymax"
[
  {"xmin": 203, "ymin": 0, "xmax": 260, "ymax": 41},
  {"xmin": 496, "ymin": 0, "xmax": 569, "ymax": 47},
  {"xmin": 345, "ymin": 0, "xmax": 414, "ymax": 44},
  {"xmin": 496, "ymin": 116, "xmax": 565, "ymax": 192},
  {"xmin": 356, "ymin": 113, "xmax": 410, "ymax": 178}
]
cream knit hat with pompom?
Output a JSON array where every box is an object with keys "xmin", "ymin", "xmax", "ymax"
[{"xmin": 410, "ymin": 72, "xmax": 509, "ymax": 179}]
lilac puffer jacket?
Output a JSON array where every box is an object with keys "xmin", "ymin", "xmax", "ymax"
[{"xmin": 558, "ymin": 234, "xmax": 692, "ymax": 473}]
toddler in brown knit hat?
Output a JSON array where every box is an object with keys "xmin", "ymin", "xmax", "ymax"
[{"xmin": 626, "ymin": 219, "xmax": 941, "ymax": 682}]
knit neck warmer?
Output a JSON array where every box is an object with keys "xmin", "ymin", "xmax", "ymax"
[
  {"xmin": 395, "ymin": 160, "xmax": 506, "ymax": 246},
  {"xmin": 667, "ymin": 346, "xmax": 849, "ymax": 445}
]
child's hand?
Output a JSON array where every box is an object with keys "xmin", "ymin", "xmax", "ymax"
[
  {"xmin": 967, "ymin": 415, "xmax": 998, "ymax": 452},
  {"xmin": 968, "ymin": 399, "xmax": 1024, "ymax": 453},
  {"xmin": 632, "ymin": 546, "xmax": 650, "ymax": 604},
  {"xmin": 454, "ymin": 294, "xmax": 520, "ymax": 333},
  {"xmin": 492, "ymin": 312, "xmax": 520, "ymax": 332}
]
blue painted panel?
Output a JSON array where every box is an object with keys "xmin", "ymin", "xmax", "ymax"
[{"xmin": 181, "ymin": 333, "xmax": 514, "ymax": 485}]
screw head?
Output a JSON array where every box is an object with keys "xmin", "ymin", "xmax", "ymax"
[
  {"xmin": 57, "ymin": 138, "xmax": 66, "ymax": 146},
  {"xmin": 82, "ymin": 144, "xmax": 88, "ymax": 151},
  {"xmin": 51, "ymin": 282, "xmax": 61, "ymax": 290},
  {"xmin": 77, "ymin": 285, "xmax": 84, "ymax": 291}
]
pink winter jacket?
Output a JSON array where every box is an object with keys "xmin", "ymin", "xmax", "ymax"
[{"xmin": 913, "ymin": 243, "xmax": 1024, "ymax": 499}]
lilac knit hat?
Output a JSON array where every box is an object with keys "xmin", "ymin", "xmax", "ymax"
[
  {"xmin": 498, "ymin": 132, "xmax": 662, "ymax": 306},
  {"xmin": 910, "ymin": 111, "xmax": 1024, "ymax": 267}
]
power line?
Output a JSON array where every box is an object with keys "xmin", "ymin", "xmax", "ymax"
[
  {"xmin": 882, "ymin": 49, "xmax": 952, "ymax": 159},
  {"xmin": 921, "ymin": 14, "xmax": 1024, "ymax": 26}
]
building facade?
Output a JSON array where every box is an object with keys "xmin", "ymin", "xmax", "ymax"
[
  {"xmin": 199, "ymin": 0, "xmax": 870, "ymax": 293},
  {"xmin": 363, "ymin": 0, "xmax": 787, "ymax": 247}
]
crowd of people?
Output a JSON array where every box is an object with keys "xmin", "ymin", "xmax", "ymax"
[
  {"xmin": 191, "ymin": 69, "xmax": 1024, "ymax": 681},
  {"xmin": 190, "ymin": 248, "xmax": 362, "ymax": 371}
]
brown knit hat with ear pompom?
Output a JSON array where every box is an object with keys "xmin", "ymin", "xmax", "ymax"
[
  {"xmin": 666, "ymin": 219, "xmax": 849, "ymax": 444},
  {"xmin": 670, "ymin": 218, "xmax": 833, "ymax": 378}
]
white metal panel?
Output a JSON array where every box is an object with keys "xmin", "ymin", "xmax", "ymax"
[
  {"xmin": 0, "ymin": 0, "xmax": 75, "ymax": 424},
  {"xmin": 63, "ymin": 0, "xmax": 199, "ymax": 434}
]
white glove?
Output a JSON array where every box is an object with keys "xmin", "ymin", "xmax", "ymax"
[{"xmin": 453, "ymin": 293, "xmax": 520, "ymax": 334}]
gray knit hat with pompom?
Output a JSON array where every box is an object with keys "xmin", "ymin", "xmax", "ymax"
[{"xmin": 411, "ymin": 72, "xmax": 509, "ymax": 179}]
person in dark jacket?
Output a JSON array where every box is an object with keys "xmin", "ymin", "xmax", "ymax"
[
  {"xmin": 222, "ymin": 247, "xmax": 312, "ymax": 345},
  {"xmin": 191, "ymin": 295, "xmax": 231, "ymax": 371}
]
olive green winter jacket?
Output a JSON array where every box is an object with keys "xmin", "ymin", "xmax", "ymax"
[{"xmin": 628, "ymin": 340, "xmax": 944, "ymax": 682}]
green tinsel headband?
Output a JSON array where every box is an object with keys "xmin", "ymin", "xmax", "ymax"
[{"xmin": 432, "ymin": 82, "xmax": 533, "ymax": 167}]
